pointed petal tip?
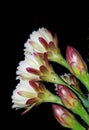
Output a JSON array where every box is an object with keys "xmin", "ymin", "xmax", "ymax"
[
  {"xmin": 66, "ymin": 45, "xmax": 72, "ymax": 50},
  {"xmin": 66, "ymin": 45, "xmax": 76, "ymax": 52},
  {"xmin": 52, "ymin": 104, "xmax": 57, "ymax": 109}
]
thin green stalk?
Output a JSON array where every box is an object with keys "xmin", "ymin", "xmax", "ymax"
[
  {"xmin": 72, "ymin": 102, "xmax": 89, "ymax": 126},
  {"xmin": 72, "ymin": 121, "xmax": 86, "ymax": 130},
  {"xmin": 78, "ymin": 72, "xmax": 89, "ymax": 91},
  {"xmin": 43, "ymin": 92, "xmax": 63, "ymax": 105},
  {"xmin": 49, "ymin": 53, "xmax": 69, "ymax": 70}
]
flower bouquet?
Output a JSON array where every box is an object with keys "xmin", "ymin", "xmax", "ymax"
[{"xmin": 11, "ymin": 28, "xmax": 89, "ymax": 130}]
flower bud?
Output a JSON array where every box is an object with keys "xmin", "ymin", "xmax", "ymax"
[
  {"xmin": 60, "ymin": 73, "xmax": 84, "ymax": 96},
  {"xmin": 56, "ymin": 84, "xmax": 89, "ymax": 125},
  {"xmin": 66, "ymin": 46, "xmax": 87, "ymax": 76},
  {"xmin": 56, "ymin": 84, "xmax": 78, "ymax": 109},
  {"xmin": 52, "ymin": 104, "xmax": 85, "ymax": 129}
]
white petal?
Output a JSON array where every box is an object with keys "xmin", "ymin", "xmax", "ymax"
[
  {"xmin": 24, "ymin": 39, "xmax": 35, "ymax": 53},
  {"xmin": 18, "ymin": 79, "xmax": 37, "ymax": 93},
  {"xmin": 30, "ymin": 29, "xmax": 48, "ymax": 47},
  {"xmin": 24, "ymin": 27, "xmax": 54, "ymax": 54},
  {"xmin": 25, "ymin": 53, "xmax": 41, "ymax": 69},
  {"xmin": 11, "ymin": 90, "xmax": 28, "ymax": 108},
  {"xmin": 12, "ymin": 104, "xmax": 26, "ymax": 109},
  {"xmin": 11, "ymin": 79, "xmax": 38, "ymax": 109},
  {"xmin": 30, "ymin": 31, "xmax": 42, "ymax": 46},
  {"xmin": 16, "ymin": 60, "xmax": 40, "ymax": 80},
  {"xmin": 38, "ymin": 28, "xmax": 53, "ymax": 43}
]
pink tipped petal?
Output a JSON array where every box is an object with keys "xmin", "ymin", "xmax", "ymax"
[
  {"xmin": 39, "ymin": 37, "xmax": 49, "ymax": 50},
  {"xmin": 43, "ymin": 53, "xmax": 49, "ymax": 66},
  {"xmin": 40, "ymin": 65, "xmax": 48, "ymax": 73},
  {"xmin": 29, "ymin": 81, "xmax": 40, "ymax": 92},
  {"xmin": 49, "ymin": 41, "xmax": 55, "ymax": 50},
  {"xmin": 26, "ymin": 98, "xmax": 37, "ymax": 105},
  {"xmin": 53, "ymin": 33, "xmax": 59, "ymax": 48},
  {"xmin": 26, "ymin": 67, "xmax": 40, "ymax": 75},
  {"xmin": 57, "ymin": 85, "xmax": 74, "ymax": 99}
]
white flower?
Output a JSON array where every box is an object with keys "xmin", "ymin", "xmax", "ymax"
[
  {"xmin": 16, "ymin": 53, "xmax": 43, "ymax": 81},
  {"xmin": 11, "ymin": 79, "xmax": 60, "ymax": 114},
  {"xmin": 11, "ymin": 79, "xmax": 45, "ymax": 114},
  {"xmin": 24, "ymin": 27, "xmax": 54, "ymax": 54},
  {"xmin": 24, "ymin": 27, "xmax": 69, "ymax": 70},
  {"xmin": 16, "ymin": 52, "xmax": 56, "ymax": 83},
  {"xmin": 11, "ymin": 79, "xmax": 37, "ymax": 109},
  {"xmin": 16, "ymin": 60, "xmax": 40, "ymax": 80}
]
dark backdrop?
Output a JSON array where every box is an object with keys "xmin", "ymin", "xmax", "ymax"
[{"xmin": 1, "ymin": 4, "xmax": 89, "ymax": 130}]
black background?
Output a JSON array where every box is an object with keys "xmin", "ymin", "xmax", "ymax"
[{"xmin": 1, "ymin": 3, "xmax": 89, "ymax": 130}]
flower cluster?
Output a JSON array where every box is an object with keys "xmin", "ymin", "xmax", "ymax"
[{"xmin": 11, "ymin": 28, "xmax": 89, "ymax": 130}]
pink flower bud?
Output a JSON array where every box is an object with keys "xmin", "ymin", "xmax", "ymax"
[
  {"xmin": 52, "ymin": 104, "xmax": 75, "ymax": 128},
  {"xmin": 56, "ymin": 84, "xmax": 79, "ymax": 109},
  {"xmin": 66, "ymin": 46, "xmax": 87, "ymax": 76}
]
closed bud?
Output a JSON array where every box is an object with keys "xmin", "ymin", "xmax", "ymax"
[
  {"xmin": 52, "ymin": 104, "xmax": 84, "ymax": 129},
  {"xmin": 66, "ymin": 46, "xmax": 87, "ymax": 76}
]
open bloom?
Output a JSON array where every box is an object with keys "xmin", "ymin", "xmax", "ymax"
[
  {"xmin": 16, "ymin": 53, "xmax": 54, "ymax": 82},
  {"xmin": 16, "ymin": 52, "xmax": 64, "ymax": 84},
  {"xmin": 11, "ymin": 79, "xmax": 43, "ymax": 114},
  {"xmin": 24, "ymin": 27, "xmax": 59, "ymax": 57},
  {"xmin": 24, "ymin": 27, "xmax": 69, "ymax": 69},
  {"xmin": 12, "ymin": 79, "xmax": 61, "ymax": 114}
]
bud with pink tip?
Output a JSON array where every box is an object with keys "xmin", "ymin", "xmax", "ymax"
[{"xmin": 52, "ymin": 104, "xmax": 86, "ymax": 130}]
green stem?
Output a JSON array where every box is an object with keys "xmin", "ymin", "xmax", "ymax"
[
  {"xmin": 42, "ymin": 72, "xmax": 68, "ymax": 85},
  {"xmin": 72, "ymin": 102, "xmax": 89, "ymax": 126},
  {"xmin": 46, "ymin": 94, "xmax": 63, "ymax": 105},
  {"xmin": 42, "ymin": 89, "xmax": 63, "ymax": 105},
  {"xmin": 49, "ymin": 53, "xmax": 69, "ymax": 70},
  {"xmin": 79, "ymin": 72, "xmax": 89, "ymax": 91},
  {"xmin": 72, "ymin": 121, "xmax": 86, "ymax": 130}
]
